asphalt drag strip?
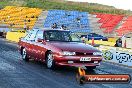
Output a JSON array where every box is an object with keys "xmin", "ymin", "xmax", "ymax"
[{"xmin": 0, "ymin": 38, "xmax": 132, "ymax": 88}]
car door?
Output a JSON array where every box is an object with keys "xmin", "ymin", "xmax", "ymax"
[
  {"xmin": 33, "ymin": 30, "xmax": 47, "ymax": 61},
  {"xmin": 23, "ymin": 30, "xmax": 38, "ymax": 58},
  {"xmin": 20, "ymin": 31, "xmax": 33, "ymax": 57}
]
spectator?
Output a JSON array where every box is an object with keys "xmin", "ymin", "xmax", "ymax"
[
  {"xmin": 24, "ymin": 19, "xmax": 26, "ymax": 22},
  {"xmin": 10, "ymin": 23, "xmax": 14, "ymax": 27},
  {"xmin": 51, "ymin": 23, "xmax": 58, "ymax": 29},
  {"xmin": 76, "ymin": 17, "xmax": 80, "ymax": 22},
  {"xmin": 61, "ymin": 25, "xmax": 67, "ymax": 30},
  {"xmin": 10, "ymin": 24, "xmax": 13, "ymax": 27},
  {"xmin": 8, "ymin": 15, "xmax": 10, "ymax": 19},
  {"xmin": 28, "ymin": 19, "xmax": 30, "ymax": 22},
  {"xmin": 51, "ymin": 23, "xmax": 55, "ymax": 29},
  {"xmin": 24, "ymin": 23, "xmax": 27, "ymax": 31},
  {"xmin": 31, "ymin": 15, "xmax": 34, "ymax": 18},
  {"xmin": 54, "ymin": 23, "xmax": 57, "ymax": 28},
  {"xmin": 115, "ymin": 38, "xmax": 122, "ymax": 47},
  {"xmin": 3, "ymin": 19, "xmax": 6, "ymax": 22},
  {"xmin": 27, "ymin": 26, "xmax": 29, "ymax": 30}
]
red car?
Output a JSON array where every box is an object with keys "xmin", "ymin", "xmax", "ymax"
[{"xmin": 18, "ymin": 28, "xmax": 102, "ymax": 70}]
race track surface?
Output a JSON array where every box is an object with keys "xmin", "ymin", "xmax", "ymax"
[{"xmin": 0, "ymin": 38, "xmax": 132, "ymax": 88}]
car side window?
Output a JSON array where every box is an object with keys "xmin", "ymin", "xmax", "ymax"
[
  {"xmin": 24, "ymin": 30, "xmax": 37, "ymax": 41},
  {"xmin": 93, "ymin": 34, "xmax": 97, "ymax": 36},
  {"xmin": 35, "ymin": 30, "xmax": 44, "ymax": 42},
  {"xmin": 70, "ymin": 33, "xmax": 81, "ymax": 42},
  {"xmin": 89, "ymin": 34, "xmax": 93, "ymax": 37},
  {"xmin": 24, "ymin": 31, "xmax": 32, "ymax": 40}
]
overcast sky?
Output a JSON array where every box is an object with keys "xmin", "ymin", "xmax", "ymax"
[{"xmin": 67, "ymin": 0, "xmax": 132, "ymax": 11}]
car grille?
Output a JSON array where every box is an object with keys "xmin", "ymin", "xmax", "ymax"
[
  {"xmin": 74, "ymin": 61, "xmax": 94, "ymax": 63},
  {"xmin": 75, "ymin": 52, "xmax": 93, "ymax": 56}
]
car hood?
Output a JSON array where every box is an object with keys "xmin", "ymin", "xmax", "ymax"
[{"xmin": 49, "ymin": 42, "xmax": 100, "ymax": 53}]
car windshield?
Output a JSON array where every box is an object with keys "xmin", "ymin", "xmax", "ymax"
[{"xmin": 44, "ymin": 30, "xmax": 81, "ymax": 42}]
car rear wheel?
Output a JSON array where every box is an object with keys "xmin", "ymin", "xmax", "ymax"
[
  {"xmin": 86, "ymin": 66, "xmax": 96, "ymax": 70},
  {"xmin": 22, "ymin": 48, "xmax": 29, "ymax": 62},
  {"xmin": 46, "ymin": 51, "xmax": 55, "ymax": 69}
]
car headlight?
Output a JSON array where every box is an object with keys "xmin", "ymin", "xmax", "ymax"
[
  {"xmin": 62, "ymin": 51, "xmax": 76, "ymax": 56},
  {"xmin": 93, "ymin": 52, "xmax": 102, "ymax": 56}
]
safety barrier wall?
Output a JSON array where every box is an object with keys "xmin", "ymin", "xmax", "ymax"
[
  {"xmin": 108, "ymin": 37, "xmax": 118, "ymax": 43},
  {"xmin": 6, "ymin": 31, "xmax": 26, "ymax": 42},
  {"xmin": 87, "ymin": 38, "xmax": 132, "ymax": 48},
  {"xmin": 87, "ymin": 40, "xmax": 115, "ymax": 46},
  {"xmin": 98, "ymin": 45, "xmax": 132, "ymax": 67}
]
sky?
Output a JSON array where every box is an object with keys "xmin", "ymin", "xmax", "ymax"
[{"xmin": 67, "ymin": 0, "xmax": 132, "ymax": 11}]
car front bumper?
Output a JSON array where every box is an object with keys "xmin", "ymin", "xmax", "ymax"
[{"xmin": 54, "ymin": 55, "xmax": 102, "ymax": 67}]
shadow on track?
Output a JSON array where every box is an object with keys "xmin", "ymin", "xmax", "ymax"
[{"xmin": 24, "ymin": 59, "xmax": 97, "ymax": 76}]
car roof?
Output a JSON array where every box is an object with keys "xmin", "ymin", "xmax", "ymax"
[
  {"xmin": 89, "ymin": 33, "xmax": 97, "ymax": 34},
  {"xmin": 88, "ymin": 33, "xmax": 100, "ymax": 35},
  {"xmin": 33, "ymin": 28, "xmax": 70, "ymax": 32}
]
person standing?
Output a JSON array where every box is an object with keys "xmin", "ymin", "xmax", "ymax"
[{"xmin": 24, "ymin": 23, "xmax": 27, "ymax": 31}]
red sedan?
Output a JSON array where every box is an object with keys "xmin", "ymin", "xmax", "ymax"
[{"xmin": 18, "ymin": 28, "xmax": 103, "ymax": 69}]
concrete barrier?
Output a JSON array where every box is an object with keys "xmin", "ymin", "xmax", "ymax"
[
  {"xmin": 87, "ymin": 40, "xmax": 115, "ymax": 46},
  {"xmin": 98, "ymin": 45, "xmax": 132, "ymax": 67},
  {"xmin": 108, "ymin": 37, "xmax": 117, "ymax": 43},
  {"xmin": 6, "ymin": 31, "xmax": 26, "ymax": 42}
]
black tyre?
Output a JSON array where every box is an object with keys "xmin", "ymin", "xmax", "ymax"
[
  {"xmin": 86, "ymin": 66, "xmax": 96, "ymax": 70},
  {"xmin": 46, "ymin": 51, "xmax": 55, "ymax": 69},
  {"xmin": 22, "ymin": 48, "xmax": 29, "ymax": 62}
]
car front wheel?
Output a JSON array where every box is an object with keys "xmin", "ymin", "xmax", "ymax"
[
  {"xmin": 22, "ymin": 48, "xmax": 29, "ymax": 62},
  {"xmin": 46, "ymin": 51, "xmax": 55, "ymax": 69}
]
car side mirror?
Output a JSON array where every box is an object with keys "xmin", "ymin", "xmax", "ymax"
[
  {"xmin": 37, "ymin": 38, "xmax": 43, "ymax": 42},
  {"xmin": 37, "ymin": 38, "xmax": 46, "ymax": 45}
]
